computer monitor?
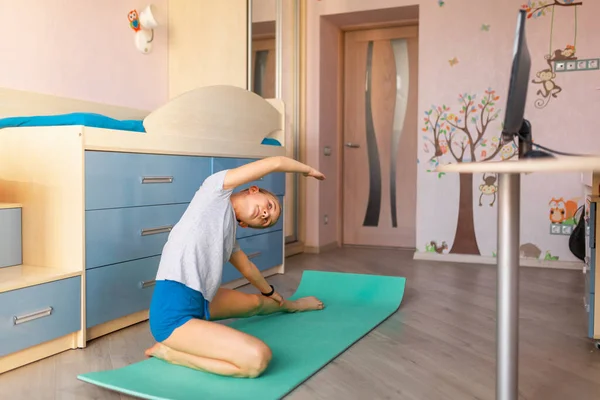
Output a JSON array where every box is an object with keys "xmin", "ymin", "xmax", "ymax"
[
  {"xmin": 501, "ymin": 9, "xmax": 553, "ymax": 159},
  {"xmin": 501, "ymin": 9, "xmax": 530, "ymax": 143}
]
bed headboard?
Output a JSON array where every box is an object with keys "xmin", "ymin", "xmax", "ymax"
[
  {"xmin": 0, "ymin": 87, "xmax": 149, "ymax": 120},
  {"xmin": 142, "ymin": 85, "xmax": 285, "ymax": 146}
]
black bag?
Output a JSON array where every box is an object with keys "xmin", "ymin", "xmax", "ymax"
[{"xmin": 569, "ymin": 205, "xmax": 586, "ymax": 261}]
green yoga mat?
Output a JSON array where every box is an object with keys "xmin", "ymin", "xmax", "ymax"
[{"xmin": 78, "ymin": 270, "xmax": 406, "ymax": 400}]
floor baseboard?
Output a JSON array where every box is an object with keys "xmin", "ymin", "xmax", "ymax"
[
  {"xmin": 413, "ymin": 251, "xmax": 584, "ymax": 271},
  {"xmin": 285, "ymin": 241, "xmax": 305, "ymax": 257},
  {"xmin": 304, "ymin": 241, "xmax": 339, "ymax": 254}
]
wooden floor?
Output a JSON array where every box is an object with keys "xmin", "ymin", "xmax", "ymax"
[{"xmin": 1, "ymin": 247, "xmax": 599, "ymax": 399}]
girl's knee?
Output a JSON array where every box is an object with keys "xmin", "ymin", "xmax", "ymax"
[
  {"xmin": 248, "ymin": 294, "xmax": 264, "ymax": 316},
  {"xmin": 241, "ymin": 341, "xmax": 272, "ymax": 378}
]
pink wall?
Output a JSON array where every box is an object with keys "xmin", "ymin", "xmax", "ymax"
[
  {"xmin": 0, "ymin": 0, "xmax": 168, "ymax": 110},
  {"xmin": 306, "ymin": 0, "xmax": 600, "ymax": 262}
]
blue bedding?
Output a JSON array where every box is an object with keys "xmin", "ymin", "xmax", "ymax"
[
  {"xmin": 0, "ymin": 112, "xmax": 281, "ymax": 146},
  {"xmin": 0, "ymin": 112, "xmax": 146, "ymax": 132}
]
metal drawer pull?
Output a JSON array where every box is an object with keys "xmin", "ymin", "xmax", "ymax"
[
  {"xmin": 247, "ymin": 252, "xmax": 261, "ymax": 259},
  {"xmin": 13, "ymin": 307, "xmax": 53, "ymax": 325},
  {"xmin": 142, "ymin": 176, "xmax": 173, "ymax": 184},
  {"xmin": 141, "ymin": 225, "xmax": 173, "ymax": 236},
  {"xmin": 140, "ymin": 280, "xmax": 156, "ymax": 289}
]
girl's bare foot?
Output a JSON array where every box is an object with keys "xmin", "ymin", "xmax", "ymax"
[
  {"xmin": 145, "ymin": 342, "xmax": 170, "ymax": 360},
  {"xmin": 286, "ymin": 296, "xmax": 325, "ymax": 313}
]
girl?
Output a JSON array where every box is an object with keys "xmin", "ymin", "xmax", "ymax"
[{"xmin": 145, "ymin": 156, "xmax": 326, "ymax": 378}]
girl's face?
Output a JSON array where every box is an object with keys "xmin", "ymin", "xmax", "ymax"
[{"xmin": 237, "ymin": 186, "xmax": 280, "ymax": 229}]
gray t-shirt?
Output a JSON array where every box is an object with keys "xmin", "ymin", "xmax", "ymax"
[{"xmin": 155, "ymin": 169, "xmax": 240, "ymax": 301}]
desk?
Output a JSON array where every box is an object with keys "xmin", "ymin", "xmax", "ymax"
[{"xmin": 437, "ymin": 155, "xmax": 600, "ymax": 400}]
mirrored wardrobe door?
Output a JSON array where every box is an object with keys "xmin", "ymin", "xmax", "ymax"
[{"xmin": 248, "ymin": 0, "xmax": 301, "ymax": 244}]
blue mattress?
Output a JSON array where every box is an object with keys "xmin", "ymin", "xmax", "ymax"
[{"xmin": 0, "ymin": 112, "xmax": 281, "ymax": 146}]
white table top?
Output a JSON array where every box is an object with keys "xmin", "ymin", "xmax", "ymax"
[{"xmin": 436, "ymin": 155, "xmax": 600, "ymax": 174}]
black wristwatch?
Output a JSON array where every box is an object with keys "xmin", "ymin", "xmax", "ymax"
[{"xmin": 261, "ymin": 284, "xmax": 275, "ymax": 297}]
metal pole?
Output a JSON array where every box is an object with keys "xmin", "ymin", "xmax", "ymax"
[{"xmin": 496, "ymin": 172, "xmax": 520, "ymax": 400}]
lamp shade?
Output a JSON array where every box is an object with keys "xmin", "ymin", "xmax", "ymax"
[{"xmin": 139, "ymin": 5, "xmax": 159, "ymax": 29}]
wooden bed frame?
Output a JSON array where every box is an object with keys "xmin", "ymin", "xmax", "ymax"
[{"xmin": 0, "ymin": 85, "xmax": 288, "ymax": 374}]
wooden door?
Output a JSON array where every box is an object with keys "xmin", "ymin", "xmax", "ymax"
[{"xmin": 342, "ymin": 26, "xmax": 418, "ymax": 248}]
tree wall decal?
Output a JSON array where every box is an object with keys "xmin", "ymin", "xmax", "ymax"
[
  {"xmin": 522, "ymin": 0, "xmax": 582, "ymax": 19},
  {"xmin": 422, "ymin": 88, "xmax": 517, "ymax": 255}
]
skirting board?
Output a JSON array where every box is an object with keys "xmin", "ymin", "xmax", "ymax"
[
  {"xmin": 304, "ymin": 242, "xmax": 339, "ymax": 254},
  {"xmin": 87, "ymin": 310, "xmax": 150, "ymax": 342},
  {"xmin": 285, "ymin": 241, "xmax": 305, "ymax": 257},
  {"xmin": 413, "ymin": 251, "xmax": 584, "ymax": 271},
  {"xmin": 0, "ymin": 332, "xmax": 78, "ymax": 374}
]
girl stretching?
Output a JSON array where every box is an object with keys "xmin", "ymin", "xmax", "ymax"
[{"xmin": 145, "ymin": 156, "xmax": 326, "ymax": 378}]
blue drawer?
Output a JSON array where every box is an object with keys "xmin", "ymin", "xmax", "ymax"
[
  {"xmin": 0, "ymin": 207, "xmax": 22, "ymax": 268},
  {"xmin": 85, "ymin": 151, "xmax": 211, "ymax": 210},
  {"xmin": 212, "ymin": 157, "xmax": 285, "ymax": 196},
  {"xmin": 86, "ymin": 256, "xmax": 160, "ymax": 328},
  {"xmin": 236, "ymin": 195, "xmax": 284, "ymax": 239},
  {"xmin": 222, "ymin": 231, "xmax": 284, "ymax": 283},
  {"xmin": 0, "ymin": 276, "xmax": 81, "ymax": 356},
  {"xmin": 85, "ymin": 203, "xmax": 188, "ymax": 269}
]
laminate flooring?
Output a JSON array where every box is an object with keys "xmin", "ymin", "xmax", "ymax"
[{"xmin": 1, "ymin": 247, "xmax": 599, "ymax": 399}]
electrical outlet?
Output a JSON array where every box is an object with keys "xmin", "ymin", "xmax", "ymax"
[
  {"xmin": 324, "ymin": 214, "xmax": 329, "ymax": 225},
  {"xmin": 550, "ymin": 223, "xmax": 574, "ymax": 235},
  {"xmin": 550, "ymin": 224, "xmax": 562, "ymax": 235},
  {"xmin": 562, "ymin": 225, "xmax": 573, "ymax": 235}
]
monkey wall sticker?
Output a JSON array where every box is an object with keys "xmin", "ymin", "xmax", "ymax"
[
  {"xmin": 479, "ymin": 173, "xmax": 498, "ymax": 207},
  {"xmin": 523, "ymin": 1, "xmax": 584, "ymax": 109},
  {"xmin": 532, "ymin": 47, "xmax": 573, "ymax": 109}
]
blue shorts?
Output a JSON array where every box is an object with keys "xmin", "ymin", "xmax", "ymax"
[{"xmin": 149, "ymin": 279, "xmax": 211, "ymax": 342}]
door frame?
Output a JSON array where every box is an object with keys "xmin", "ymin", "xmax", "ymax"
[{"xmin": 337, "ymin": 23, "xmax": 419, "ymax": 247}]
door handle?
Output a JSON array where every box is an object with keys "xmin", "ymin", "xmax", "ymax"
[{"xmin": 345, "ymin": 142, "xmax": 360, "ymax": 148}]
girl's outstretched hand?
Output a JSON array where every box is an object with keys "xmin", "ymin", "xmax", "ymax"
[{"xmin": 304, "ymin": 168, "xmax": 326, "ymax": 180}]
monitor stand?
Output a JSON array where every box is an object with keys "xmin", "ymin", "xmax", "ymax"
[{"xmin": 518, "ymin": 119, "xmax": 554, "ymax": 159}]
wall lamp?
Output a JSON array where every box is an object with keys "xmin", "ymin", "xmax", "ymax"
[{"xmin": 128, "ymin": 5, "xmax": 160, "ymax": 54}]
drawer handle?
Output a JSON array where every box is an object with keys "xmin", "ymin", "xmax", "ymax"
[
  {"xmin": 140, "ymin": 280, "xmax": 156, "ymax": 289},
  {"xmin": 247, "ymin": 251, "xmax": 261, "ymax": 259},
  {"xmin": 141, "ymin": 225, "xmax": 173, "ymax": 236},
  {"xmin": 142, "ymin": 176, "xmax": 173, "ymax": 184},
  {"xmin": 13, "ymin": 307, "xmax": 53, "ymax": 326}
]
